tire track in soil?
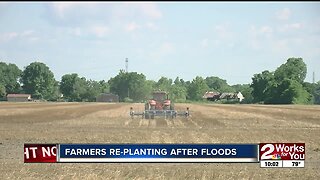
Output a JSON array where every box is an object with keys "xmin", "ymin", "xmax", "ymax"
[
  {"xmin": 200, "ymin": 131, "xmax": 221, "ymax": 143},
  {"xmin": 124, "ymin": 118, "xmax": 133, "ymax": 126},
  {"xmin": 149, "ymin": 119, "xmax": 157, "ymax": 128},
  {"xmin": 164, "ymin": 118, "xmax": 174, "ymax": 128},
  {"xmin": 176, "ymin": 104, "xmax": 226, "ymax": 128},
  {"xmin": 139, "ymin": 118, "xmax": 150, "ymax": 127},
  {"xmin": 126, "ymin": 117, "xmax": 143, "ymax": 127},
  {"xmin": 183, "ymin": 117, "xmax": 202, "ymax": 129},
  {"xmin": 150, "ymin": 130, "xmax": 162, "ymax": 143},
  {"xmin": 172, "ymin": 118, "xmax": 186, "ymax": 128},
  {"xmin": 159, "ymin": 131, "xmax": 175, "ymax": 143},
  {"xmin": 155, "ymin": 118, "xmax": 168, "ymax": 127},
  {"xmin": 188, "ymin": 111, "xmax": 226, "ymax": 128}
]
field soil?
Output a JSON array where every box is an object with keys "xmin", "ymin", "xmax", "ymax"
[{"xmin": 0, "ymin": 102, "xmax": 319, "ymax": 179}]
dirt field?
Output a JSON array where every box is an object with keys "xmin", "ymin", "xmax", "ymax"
[{"xmin": 0, "ymin": 102, "xmax": 319, "ymax": 179}]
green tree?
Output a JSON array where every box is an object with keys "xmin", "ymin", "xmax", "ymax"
[
  {"xmin": 0, "ymin": 62, "xmax": 22, "ymax": 94},
  {"xmin": 266, "ymin": 78, "xmax": 310, "ymax": 104},
  {"xmin": 250, "ymin": 70, "xmax": 274, "ymax": 103},
  {"xmin": 60, "ymin": 73, "xmax": 78, "ymax": 101},
  {"xmin": 48, "ymin": 80, "xmax": 61, "ymax": 101},
  {"xmin": 250, "ymin": 58, "xmax": 309, "ymax": 104},
  {"xmin": 60, "ymin": 73, "xmax": 87, "ymax": 101},
  {"xmin": 109, "ymin": 70, "xmax": 150, "ymax": 102},
  {"xmin": 108, "ymin": 70, "xmax": 129, "ymax": 101},
  {"xmin": 21, "ymin": 62, "xmax": 56, "ymax": 100},
  {"xmin": 303, "ymin": 82, "xmax": 316, "ymax": 103},
  {"xmin": 174, "ymin": 77, "xmax": 188, "ymax": 89},
  {"xmin": 127, "ymin": 72, "xmax": 151, "ymax": 101},
  {"xmin": 205, "ymin": 76, "xmax": 234, "ymax": 92},
  {"xmin": 99, "ymin": 80, "xmax": 110, "ymax": 93},
  {"xmin": 155, "ymin": 77, "xmax": 172, "ymax": 92},
  {"xmin": 84, "ymin": 80, "xmax": 104, "ymax": 102},
  {"xmin": 145, "ymin": 80, "xmax": 156, "ymax": 99},
  {"xmin": 187, "ymin": 76, "xmax": 209, "ymax": 101},
  {"xmin": 73, "ymin": 77, "xmax": 87, "ymax": 101},
  {"xmin": 174, "ymin": 77, "xmax": 181, "ymax": 86},
  {"xmin": 313, "ymin": 82, "xmax": 320, "ymax": 104},
  {"xmin": 274, "ymin": 58, "xmax": 307, "ymax": 83},
  {"xmin": 267, "ymin": 58, "xmax": 309, "ymax": 104},
  {"xmin": 0, "ymin": 84, "xmax": 6, "ymax": 98},
  {"xmin": 170, "ymin": 84, "xmax": 187, "ymax": 102}
]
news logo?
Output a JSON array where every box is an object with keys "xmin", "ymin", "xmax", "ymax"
[
  {"xmin": 24, "ymin": 144, "xmax": 57, "ymax": 163},
  {"xmin": 260, "ymin": 143, "xmax": 305, "ymax": 168},
  {"xmin": 271, "ymin": 153, "xmax": 281, "ymax": 160}
]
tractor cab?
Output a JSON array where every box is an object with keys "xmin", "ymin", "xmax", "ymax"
[
  {"xmin": 148, "ymin": 91, "xmax": 170, "ymax": 110},
  {"xmin": 152, "ymin": 91, "xmax": 168, "ymax": 102}
]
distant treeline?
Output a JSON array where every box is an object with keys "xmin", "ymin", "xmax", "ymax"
[{"xmin": 0, "ymin": 57, "xmax": 319, "ymax": 104}]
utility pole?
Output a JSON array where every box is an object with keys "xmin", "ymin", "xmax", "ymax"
[
  {"xmin": 125, "ymin": 58, "xmax": 128, "ymax": 73},
  {"xmin": 128, "ymin": 88, "xmax": 130, "ymax": 98},
  {"xmin": 126, "ymin": 58, "xmax": 129, "ymax": 99},
  {"xmin": 313, "ymin": 71, "xmax": 315, "ymax": 84}
]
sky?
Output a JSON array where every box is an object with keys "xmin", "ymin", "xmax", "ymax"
[{"xmin": 0, "ymin": 2, "xmax": 319, "ymax": 85}]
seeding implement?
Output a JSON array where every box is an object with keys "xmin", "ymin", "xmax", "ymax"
[{"xmin": 130, "ymin": 91, "xmax": 189, "ymax": 119}]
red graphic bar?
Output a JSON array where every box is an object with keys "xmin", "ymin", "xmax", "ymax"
[
  {"xmin": 24, "ymin": 144, "xmax": 57, "ymax": 163},
  {"xmin": 260, "ymin": 143, "xmax": 305, "ymax": 161}
]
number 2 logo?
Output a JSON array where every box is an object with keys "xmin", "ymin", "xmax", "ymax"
[{"xmin": 261, "ymin": 144, "xmax": 274, "ymax": 160}]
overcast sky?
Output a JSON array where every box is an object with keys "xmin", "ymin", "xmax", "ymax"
[{"xmin": 0, "ymin": 2, "xmax": 319, "ymax": 85}]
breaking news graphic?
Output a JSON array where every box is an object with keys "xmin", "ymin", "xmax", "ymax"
[
  {"xmin": 24, "ymin": 144, "xmax": 259, "ymax": 163},
  {"xmin": 260, "ymin": 143, "xmax": 305, "ymax": 168},
  {"xmin": 25, "ymin": 143, "xmax": 306, "ymax": 167},
  {"xmin": 24, "ymin": 144, "xmax": 57, "ymax": 163}
]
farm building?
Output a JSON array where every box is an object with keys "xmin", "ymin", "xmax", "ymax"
[
  {"xmin": 219, "ymin": 92, "xmax": 245, "ymax": 102},
  {"xmin": 96, "ymin": 93, "xmax": 119, "ymax": 102},
  {"xmin": 236, "ymin": 92, "xmax": 244, "ymax": 102},
  {"xmin": 203, "ymin": 91, "xmax": 245, "ymax": 102},
  {"xmin": 219, "ymin": 93, "xmax": 237, "ymax": 100},
  {"xmin": 7, "ymin": 94, "xmax": 32, "ymax": 102},
  {"xmin": 203, "ymin": 91, "xmax": 221, "ymax": 101}
]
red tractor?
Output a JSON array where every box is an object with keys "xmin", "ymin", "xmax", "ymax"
[
  {"xmin": 130, "ymin": 91, "xmax": 189, "ymax": 119},
  {"xmin": 146, "ymin": 91, "xmax": 173, "ymax": 110}
]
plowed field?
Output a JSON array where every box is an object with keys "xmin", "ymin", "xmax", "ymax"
[{"xmin": 0, "ymin": 102, "xmax": 319, "ymax": 179}]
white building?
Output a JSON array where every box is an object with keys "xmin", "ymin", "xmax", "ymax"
[{"xmin": 236, "ymin": 92, "xmax": 244, "ymax": 102}]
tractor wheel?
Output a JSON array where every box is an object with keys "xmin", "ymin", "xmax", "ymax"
[
  {"xmin": 145, "ymin": 103, "xmax": 150, "ymax": 110},
  {"xmin": 144, "ymin": 113, "xmax": 150, "ymax": 119},
  {"xmin": 170, "ymin": 104, "xmax": 175, "ymax": 110},
  {"xmin": 163, "ymin": 105, "xmax": 169, "ymax": 110}
]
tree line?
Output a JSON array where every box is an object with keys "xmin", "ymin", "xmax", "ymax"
[
  {"xmin": 0, "ymin": 58, "xmax": 319, "ymax": 104},
  {"xmin": 250, "ymin": 58, "xmax": 320, "ymax": 104}
]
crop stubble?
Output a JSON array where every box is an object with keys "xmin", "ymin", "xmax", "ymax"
[{"xmin": 0, "ymin": 102, "xmax": 319, "ymax": 179}]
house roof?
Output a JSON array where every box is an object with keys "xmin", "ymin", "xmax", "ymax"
[
  {"xmin": 203, "ymin": 91, "xmax": 220, "ymax": 98},
  {"xmin": 7, "ymin": 94, "xmax": 31, "ymax": 98},
  {"xmin": 219, "ymin": 93, "xmax": 235, "ymax": 99}
]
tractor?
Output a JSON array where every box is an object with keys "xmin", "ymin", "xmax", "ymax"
[{"xmin": 130, "ymin": 91, "xmax": 189, "ymax": 119}]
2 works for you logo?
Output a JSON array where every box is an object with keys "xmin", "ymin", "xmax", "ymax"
[{"xmin": 260, "ymin": 143, "xmax": 305, "ymax": 160}]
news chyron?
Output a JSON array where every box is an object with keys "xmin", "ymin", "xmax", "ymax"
[
  {"xmin": 259, "ymin": 143, "xmax": 305, "ymax": 168},
  {"xmin": 24, "ymin": 143, "xmax": 305, "ymax": 168}
]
